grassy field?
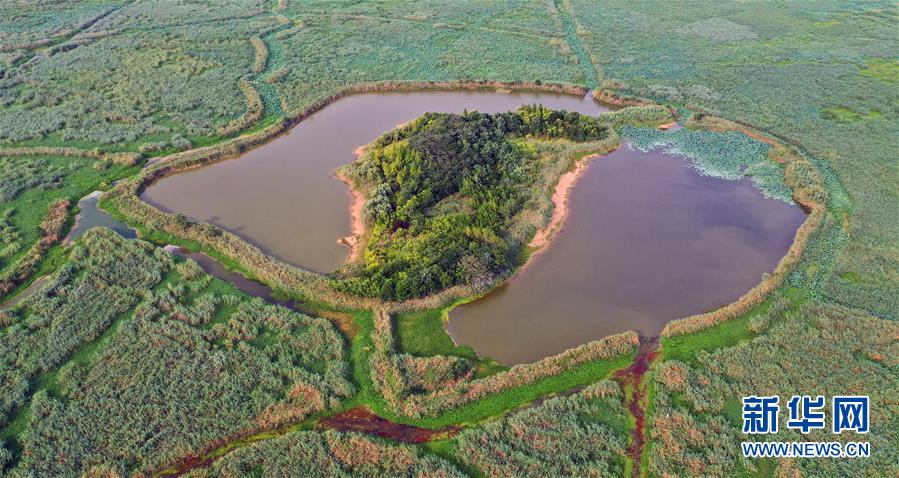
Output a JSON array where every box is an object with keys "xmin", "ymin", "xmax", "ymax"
[
  {"xmin": 394, "ymin": 307, "xmax": 506, "ymax": 377},
  {"xmin": 0, "ymin": 1, "xmax": 895, "ymax": 477}
]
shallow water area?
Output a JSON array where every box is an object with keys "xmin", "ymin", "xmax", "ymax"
[
  {"xmin": 66, "ymin": 192, "xmax": 137, "ymax": 242},
  {"xmin": 138, "ymin": 89, "xmax": 807, "ymax": 367},
  {"xmin": 169, "ymin": 248, "xmax": 288, "ymax": 306},
  {"xmin": 446, "ymin": 145, "xmax": 807, "ymax": 365},
  {"xmin": 141, "ymin": 90, "xmax": 611, "ymax": 273}
]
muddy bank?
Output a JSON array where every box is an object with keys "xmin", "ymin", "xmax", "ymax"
[
  {"xmin": 612, "ymin": 336, "xmax": 660, "ymax": 478},
  {"xmin": 529, "ymin": 151, "xmax": 597, "ymax": 250},
  {"xmin": 318, "ymin": 407, "xmax": 459, "ymax": 443},
  {"xmin": 141, "ymin": 89, "xmax": 612, "ymax": 274},
  {"xmin": 157, "ymin": 407, "xmax": 459, "ymax": 477},
  {"xmin": 335, "ymin": 170, "xmax": 367, "ymax": 264},
  {"xmin": 447, "ymin": 146, "xmax": 807, "ymax": 365}
]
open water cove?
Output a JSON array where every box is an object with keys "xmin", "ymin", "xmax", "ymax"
[
  {"xmin": 447, "ymin": 145, "xmax": 807, "ymax": 365},
  {"xmin": 141, "ymin": 90, "xmax": 611, "ymax": 273}
]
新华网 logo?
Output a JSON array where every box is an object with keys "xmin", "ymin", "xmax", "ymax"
[{"xmin": 740, "ymin": 395, "xmax": 870, "ymax": 458}]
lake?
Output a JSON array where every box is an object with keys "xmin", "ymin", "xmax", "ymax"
[
  {"xmin": 139, "ymin": 89, "xmax": 806, "ymax": 365},
  {"xmin": 141, "ymin": 90, "xmax": 611, "ymax": 273},
  {"xmin": 447, "ymin": 144, "xmax": 806, "ymax": 364}
]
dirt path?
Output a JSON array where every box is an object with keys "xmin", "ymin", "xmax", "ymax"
[
  {"xmin": 157, "ymin": 407, "xmax": 458, "ymax": 477},
  {"xmin": 613, "ymin": 336, "xmax": 660, "ymax": 478},
  {"xmin": 319, "ymin": 407, "xmax": 460, "ymax": 443}
]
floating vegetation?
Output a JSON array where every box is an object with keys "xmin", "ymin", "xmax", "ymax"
[{"xmin": 621, "ymin": 126, "xmax": 793, "ymax": 203}]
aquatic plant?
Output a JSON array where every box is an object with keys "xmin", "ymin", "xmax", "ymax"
[
  {"xmin": 0, "ymin": 157, "xmax": 64, "ymax": 202},
  {"xmin": 0, "ymin": 198, "xmax": 70, "ymax": 298},
  {"xmin": 621, "ymin": 125, "xmax": 792, "ymax": 203},
  {"xmin": 652, "ymin": 303, "xmax": 898, "ymax": 477},
  {"xmin": 458, "ymin": 380, "xmax": 630, "ymax": 477},
  {"xmin": 572, "ymin": 0, "xmax": 896, "ymax": 319},
  {"xmin": 1, "ymin": 3, "xmax": 895, "ymax": 475},
  {"xmin": 0, "ymin": 153, "xmax": 136, "ymax": 297},
  {"xmin": 368, "ymin": 309, "xmax": 638, "ymax": 420},
  {"xmin": 597, "ymin": 104, "xmax": 675, "ymax": 127},
  {"xmin": 215, "ymin": 81, "xmax": 264, "ymax": 137}
]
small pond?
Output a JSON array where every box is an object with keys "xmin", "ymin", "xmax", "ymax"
[{"xmin": 65, "ymin": 191, "xmax": 137, "ymax": 243}]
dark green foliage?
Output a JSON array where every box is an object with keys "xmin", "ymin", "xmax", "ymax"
[
  {"xmin": 188, "ymin": 430, "xmax": 464, "ymax": 478},
  {"xmin": 0, "ymin": 3, "xmax": 895, "ymax": 476},
  {"xmin": 334, "ymin": 106, "xmax": 609, "ymax": 300}
]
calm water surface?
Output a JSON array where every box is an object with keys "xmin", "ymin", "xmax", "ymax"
[
  {"xmin": 139, "ymin": 90, "xmax": 806, "ymax": 366},
  {"xmin": 66, "ymin": 192, "xmax": 137, "ymax": 242},
  {"xmin": 447, "ymin": 145, "xmax": 807, "ymax": 364},
  {"xmin": 141, "ymin": 90, "xmax": 611, "ymax": 273}
]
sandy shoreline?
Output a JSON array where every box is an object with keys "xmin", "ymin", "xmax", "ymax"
[
  {"xmin": 528, "ymin": 153, "xmax": 597, "ymax": 250},
  {"xmin": 337, "ymin": 146, "xmax": 368, "ymax": 263},
  {"xmin": 339, "ymin": 142, "xmax": 597, "ymax": 269}
]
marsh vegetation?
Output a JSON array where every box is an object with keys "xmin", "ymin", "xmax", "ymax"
[{"xmin": 0, "ymin": 1, "xmax": 895, "ymax": 477}]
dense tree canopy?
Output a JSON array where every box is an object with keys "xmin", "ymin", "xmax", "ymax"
[{"xmin": 334, "ymin": 106, "xmax": 610, "ymax": 300}]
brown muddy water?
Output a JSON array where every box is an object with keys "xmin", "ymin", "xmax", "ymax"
[
  {"xmin": 138, "ymin": 89, "xmax": 806, "ymax": 366},
  {"xmin": 141, "ymin": 90, "xmax": 611, "ymax": 273},
  {"xmin": 447, "ymin": 145, "xmax": 807, "ymax": 364}
]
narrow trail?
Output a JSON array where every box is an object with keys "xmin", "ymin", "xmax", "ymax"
[
  {"xmin": 613, "ymin": 336, "xmax": 660, "ymax": 478},
  {"xmin": 319, "ymin": 407, "xmax": 460, "ymax": 443},
  {"xmin": 553, "ymin": 0, "xmax": 598, "ymax": 89},
  {"xmin": 158, "ymin": 407, "xmax": 457, "ymax": 477}
]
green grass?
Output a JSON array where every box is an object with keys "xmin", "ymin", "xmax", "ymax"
[
  {"xmin": 859, "ymin": 58, "xmax": 898, "ymax": 84},
  {"xmin": 661, "ymin": 312, "xmax": 761, "ymax": 366},
  {"xmin": 822, "ymin": 106, "xmax": 881, "ymax": 123},
  {"xmin": 650, "ymin": 287, "xmax": 809, "ymax": 476},
  {"xmin": 421, "ymin": 439, "xmax": 486, "ymax": 478},
  {"xmin": 661, "ymin": 288, "xmax": 807, "ymax": 365},
  {"xmin": 394, "ymin": 306, "xmax": 506, "ymax": 377},
  {"xmin": 407, "ymin": 352, "xmax": 630, "ymax": 430},
  {"xmin": 99, "ymin": 196, "xmax": 259, "ymax": 283},
  {"xmin": 345, "ymin": 307, "xmax": 635, "ymax": 430},
  {"xmin": 0, "ymin": 158, "xmax": 139, "ymax": 280}
]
